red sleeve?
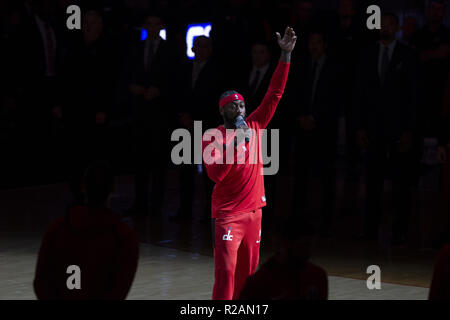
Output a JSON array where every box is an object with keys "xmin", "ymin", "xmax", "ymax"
[
  {"xmin": 246, "ymin": 61, "xmax": 290, "ymax": 129},
  {"xmin": 106, "ymin": 222, "xmax": 140, "ymax": 300},
  {"xmin": 429, "ymin": 244, "xmax": 450, "ymax": 300},
  {"xmin": 33, "ymin": 218, "xmax": 64, "ymax": 300},
  {"xmin": 202, "ymin": 130, "xmax": 238, "ymax": 183}
]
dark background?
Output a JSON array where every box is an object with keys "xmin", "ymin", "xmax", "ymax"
[{"xmin": 0, "ymin": 0, "xmax": 449, "ymax": 245}]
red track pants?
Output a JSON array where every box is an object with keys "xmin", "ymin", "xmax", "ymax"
[{"xmin": 212, "ymin": 209, "xmax": 262, "ymax": 300}]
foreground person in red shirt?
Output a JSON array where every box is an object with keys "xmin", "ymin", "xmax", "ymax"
[
  {"xmin": 239, "ymin": 219, "xmax": 328, "ymax": 300},
  {"xmin": 202, "ymin": 27, "xmax": 297, "ymax": 300},
  {"xmin": 34, "ymin": 162, "xmax": 139, "ymax": 299}
]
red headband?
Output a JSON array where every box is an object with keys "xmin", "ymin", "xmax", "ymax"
[{"xmin": 219, "ymin": 93, "xmax": 245, "ymax": 108}]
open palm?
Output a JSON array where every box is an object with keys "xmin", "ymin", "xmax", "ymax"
[{"xmin": 276, "ymin": 27, "xmax": 297, "ymax": 53}]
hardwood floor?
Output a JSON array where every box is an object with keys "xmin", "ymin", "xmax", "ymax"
[{"xmin": 0, "ymin": 169, "xmax": 446, "ymax": 299}]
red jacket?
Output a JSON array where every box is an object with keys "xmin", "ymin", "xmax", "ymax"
[
  {"xmin": 202, "ymin": 61, "xmax": 290, "ymax": 218},
  {"xmin": 33, "ymin": 205, "xmax": 139, "ymax": 300},
  {"xmin": 429, "ymin": 243, "xmax": 450, "ymax": 300}
]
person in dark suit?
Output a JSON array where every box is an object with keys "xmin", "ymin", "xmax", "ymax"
[
  {"xmin": 289, "ymin": 0, "xmax": 316, "ymax": 56},
  {"xmin": 438, "ymin": 69, "xmax": 450, "ymax": 191},
  {"xmin": 353, "ymin": 13, "xmax": 419, "ymax": 244},
  {"xmin": 10, "ymin": 0, "xmax": 62, "ymax": 182},
  {"xmin": 328, "ymin": 0, "xmax": 377, "ymax": 173},
  {"xmin": 177, "ymin": 36, "xmax": 224, "ymax": 132},
  {"xmin": 210, "ymin": 0, "xmax": 265, "ymax": 80},
  {"xmin": 400, "ymin": 16, "xmax": 418, "ymax": 48},
  {"xmin": 173, "ymin": 36, "xmax": 223, "ymax": 221},
  {"xmin": 125, "ymin": 13, "xmax": 174, "ymax": 217},
  {"xmin": 61, "ymin": 9, "xmax": 115, "ymax": 203},
  {"xmin": 291, "ymin": 30, "xmax": 342, "ymax": 236},
  {"xmin": 238, "ymin": 41, "xmax": 275, "ymax": 114},
  {"xmin": 411, "ymin": 0, "xmax": 450, "ymax": 141}
]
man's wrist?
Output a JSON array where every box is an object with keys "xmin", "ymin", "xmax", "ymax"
[{"xmin": 280, "ymin": 50, "xmax": 291, "ymax": 63}]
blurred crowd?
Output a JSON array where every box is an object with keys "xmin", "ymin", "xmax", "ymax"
[{"xmin": 1, "ymin": 0, "xmax": 450, "ymax": 247}]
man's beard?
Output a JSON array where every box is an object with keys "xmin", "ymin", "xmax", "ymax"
[{"xmin": 225, "ymin": 113, "xmax": 242, "ymax": 125}]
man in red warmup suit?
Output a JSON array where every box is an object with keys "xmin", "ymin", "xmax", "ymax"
[{"xmin": 202, "ymin": 27, "xmax": 297, "ymax": 300}]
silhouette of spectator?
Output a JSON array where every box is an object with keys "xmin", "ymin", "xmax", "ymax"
[
  {"xmin": 33, "ymin": 161, "xmax": 139, "ymax": 300},
  {"xmin": 412, "ymin": 0, "xmax": 450, "ymax": 140},
  {"xmin": 239, "ymin": 219, "xmax": 328, "ymax": 300},
  {"xmin": 401, "ymin": 16, "xmax": 418, "ymax": 47},
  {"xmin": 211, "ymin": 0, "xmax": 271, "ymax": 80},
  {"xmin": 288, "ymin": 0, "xmax": 316, "ymax": 56},
  {"xmin": 429, "ymin": 243, "xmax": 450, "ymax": 299},
  {"xmin": 291, "ymin": 30, "xmax": 342, "ymax": 236},
  {"xmin": 172, "ymin": 35, "xmax": 223, "ymax": 221},
  {"xmin": 353, "ymin": 13, "xmax": 419, "ymax": 244},
  {"xmin": 123, "ymin": 12, "xmax": 175, "ymax": 217},
  {"xmin": 176, "ymin": 36, "xmax": 223, "ymax": 134},
  {"xmin": 329, "ymin": 0, "xmax": 364, "ymax": 95},
  {"xmin": 1, "ymin": 3, "xmax": 27, "ymax": 186},
  {"xmin": 61, "ymin": 9, "xmax": 116, "ymax": 203},
  {"xmin": 438, "ymin": 68, "xmax": 450, "ymax": 193},
  {"xmin": 1, "ymin": 3, "xmax": 26, "ymax": 98},
  {"xmin": 8, "ymin": 0, "xmax": 63, "ymax": 182},
  {"xmin": 329, "ymin": 0, "xmax": 381, "ymax": 171},
  {"xmin": 290, "ymin": 0, "xmax": 314, "ymax": 36},
  {"xmin": 237, "ymin": 41, "xmax": 275, "ymax": 114}
]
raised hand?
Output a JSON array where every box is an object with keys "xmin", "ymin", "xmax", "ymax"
[{"xmin": 276, "ymin": 27, "xmax": 297, "ymax": 53}]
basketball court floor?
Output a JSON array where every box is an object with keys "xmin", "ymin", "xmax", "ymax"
[{"xmin": 0, "ymin": 169, "xmax": 445, "ymax": 300}]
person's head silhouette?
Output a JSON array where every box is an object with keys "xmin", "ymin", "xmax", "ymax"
[
  {"xmin": 81, "ymin": 161, "xmax": 114, "ymax": 208},
  {"xmin": 272, "ymin": 218, "xmax": 316, "ymax": 267}
]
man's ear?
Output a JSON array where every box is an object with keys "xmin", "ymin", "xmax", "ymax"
[{"xmin": 219, "ymin": 108, "xmax": 224, "ymax": 117}]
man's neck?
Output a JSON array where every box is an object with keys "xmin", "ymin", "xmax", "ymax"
[
  {"xmin": 223, "ymin": 121, "xmax": 235, "ymax": 129},
  {"xmin": 194, "ymin": 58, "xmax": 208, "ymax": 64},
  {"xmin": 84, "ymin": 34, "xmax": 101, "ymax": 45},
  {"xmin": 380, "ymin": 38, "xmax": 395, "ymax": 46},
  {"xmin": 312, "ymin": 54, "xmax": 325, "ymax": 62},
  {"xmin": 254, "ymin": 62, "xmax": 269, "ymax": 70}
]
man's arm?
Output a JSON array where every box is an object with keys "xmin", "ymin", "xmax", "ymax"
[
  {"xmin": 246, "ymin": 27, "xmax": 297, "ymax": 129},
  {"xmin": 280, "ymin": 50, "xmax": 291, "ymax": 64}
]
